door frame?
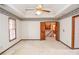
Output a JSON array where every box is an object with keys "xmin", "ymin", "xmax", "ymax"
[
  {"xmin": 40, "ymin": 21, "xmax": 60, "ymax": 41},
  {"xmin": 55, "ymin": 22, "xmax": 60, "ymax": 41},
  {"xmin": 40, "ymin": 22, "xmax": 46, "ymax": 40},
  {"xmin": 72, "ymin": 15, "xmax": 79, "ymax": 48}
]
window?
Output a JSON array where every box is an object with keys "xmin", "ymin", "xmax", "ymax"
[{"xmin": 9, "ymin": 17, "xmax": 16, "ymax": 42}]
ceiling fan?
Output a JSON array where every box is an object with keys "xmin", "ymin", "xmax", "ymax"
[{"xmin": 25, "ymin": 4, "xmax": 51, "ymax": 15}]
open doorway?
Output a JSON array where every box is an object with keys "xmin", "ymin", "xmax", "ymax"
[
  {"xmin": 40, "ymin": 21, "xmax": 59, "ymax": 41},
  {"xmin": 45, "ymin": 21, "xmax": 56, "ymax": 40}
]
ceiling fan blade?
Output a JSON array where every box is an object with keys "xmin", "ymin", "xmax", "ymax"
[
  {"xmin": 25, "ymin": 8, "xmax": 34, "ymax": 11},
  {"xmin": 42, "ymin": 10, "xmax": 51, "ymax": 12}
]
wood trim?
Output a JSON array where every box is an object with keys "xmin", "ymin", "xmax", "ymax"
[
  {"xmin": 72, "ymin": 16, "xmax": 75, "ymax": 48},
  {"xmin": 55, "ymin": 22, "xmax": 60, "ymax": 41},
  {"xmin": 72, "ymin": 15, "xmax": 79, "ymax": 48},
  {"xmin": 40, "ymin": 22, "xmax": 45, "ymax": 40},
  {"xmin": 73, "ymin": 15, "xmax": 79, "ymax": 17},
  {"xmin": 22, "ymin": 39, "xmax": 40, "ymax": 40},
  {"xmin": 40, "ymin": 21, "xmax": 60, "ymax": 41},
  {"xmin": 45, "ymin": 21, "xmax": 51, "ymax": 30},
  {"xmin": 0, "ymin": 40, "xmax": 21, "ymax": 55}
]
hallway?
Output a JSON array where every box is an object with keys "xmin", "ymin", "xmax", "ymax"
[{"xmin": 2, "ymin": 37, "xmax": 79, "ymax": 55}]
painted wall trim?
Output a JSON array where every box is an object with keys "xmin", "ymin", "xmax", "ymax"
[
  {"xmin": 0, "ymin": 7, "xmax": 22, "ymax": 20},
  {"xmin": 58, "ymin": 8, "xmax": 79, "ymax": 20}
]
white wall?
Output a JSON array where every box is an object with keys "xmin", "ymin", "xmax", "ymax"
[
  {"xmin": 21, "ymin": 19, "xmax": 57, "ymax": 40},
  {"xmin": 74, "ymin": 17, "xmax": 79, "ymax": 48},
  {"xmin": 60, "ymin": 16, "xmax": 72, "ymax": 47},
  {"xmin": 21, "ymin": 21, "xmax": 40, "ymax": 39},
  {"xmin": 0, "ymin": 13, "xmax": 21, "ymax": 53}
]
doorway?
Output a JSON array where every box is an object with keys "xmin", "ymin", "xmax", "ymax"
[
  {"xmin": 40, "ymin": 21, "xmax": 60, "ymax": 41},
  {"xmin": 72, "ymin": 15, "xmax": 79, "ymax": 48}
]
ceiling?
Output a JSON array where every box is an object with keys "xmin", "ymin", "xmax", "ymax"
[
  {"xmin": 10, "ymin": 4, "xmax": 67, "ymax": 17},
  {"xmin": 0, "ymin": 4, "xmax": 79, "ymax": 19}
]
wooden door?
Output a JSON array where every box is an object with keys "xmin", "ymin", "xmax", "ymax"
[
  {"xmin": 40, "ymin": 22, "xmax": 45, "ymax": 40},
  {"xmin": 72, "ymin": 15, "xmax": 79, "ymax": 48},
  {"xmin": 45, "ymin": 21, "xmax": 51, "ymax": 30},
  {"xmin": 55, "ymin": 22, "xmax": 60, "ymax": 41}
]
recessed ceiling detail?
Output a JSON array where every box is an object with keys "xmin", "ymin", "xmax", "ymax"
[
  {"xmin": 25, "ymin": 4, "xmax": 51, "ymax": 15},
  {"xmin": 0, "ymin": 4, "xmax": 79, "ymax": 19}
]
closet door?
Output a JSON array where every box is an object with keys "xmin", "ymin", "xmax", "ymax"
[
  {"xmin": 40, "ymin": 22, "xmax": 45, "ymax": 40},
  {"xmin": 74, "ymin": 16, "xmax": 79, "ymax": 48},
  {"xmin": 72, "ymin": 16, "xmax": 79, "ymax": 48}
]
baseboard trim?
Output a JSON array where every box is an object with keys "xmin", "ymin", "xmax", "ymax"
[
  {"xmin": 59, "ymin": 40, "xmax": 79, "ymax": 49},
  {"xmin": 0, "ymin": 39, "xmax": 22, "ymax": 55},
  {"xmin": 22, "ymin": 39, "xmax": 40, "ymax": 40},
  {"xmin": 73, "ymin": 48, "xmax": 79, "ymax": 49},
  {"xmin": 58, "ymin": 40, "xmax": 73, "ymax": 49}
]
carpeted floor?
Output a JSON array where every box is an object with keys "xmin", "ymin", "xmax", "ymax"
[{"xmin": 2, "ymin": 37, "xmax": 79, "ymax": 55}]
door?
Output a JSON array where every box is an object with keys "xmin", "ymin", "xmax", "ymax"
[
  {"xmin": 55, "ymin": 22, "xmax": 60, "ymax": 41},
  {"xmin": 40, "ymin": 22, "xmax": 45, "ymax": 40},
  {"xmin": 72, "ymin": 16, "xmax": 79, "ymax": 48},
  {"xmin": 45, "ymin": 21, "xmax": 51, "ymax": 30}
]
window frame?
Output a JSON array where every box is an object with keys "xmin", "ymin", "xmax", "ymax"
[{"xmin": 8, "ymin": 17, "xmax": 16, "ymax": 42}]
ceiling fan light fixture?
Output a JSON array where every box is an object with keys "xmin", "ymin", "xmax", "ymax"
[
  {"xmin": 36, "ymin": 10, "xmax": 42, "ymax": 15},
  {"xmin": 36, "ymin": 5, "xmax": 43, "ymax": 9},
  {"xmin": 25, "ymin": 4, "xmax": 51, "ymax": 15}
]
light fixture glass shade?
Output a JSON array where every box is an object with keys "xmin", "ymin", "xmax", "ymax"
[{"xmin": 36, "ymin": 10, "xmax": 42, "ymax": 15}]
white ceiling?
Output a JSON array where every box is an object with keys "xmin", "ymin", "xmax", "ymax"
[
  {"xmin": 11, "ymin": 4, "xmax": 67, "ymax": 14},
  {"xmin": 0, "ymin": 4, "xmax": 79, "ymax": 19}
]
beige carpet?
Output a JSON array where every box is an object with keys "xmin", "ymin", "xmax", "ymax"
[{"xmin": 2, "ymin": 37, "xmax": 79, "ymax": 55}]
